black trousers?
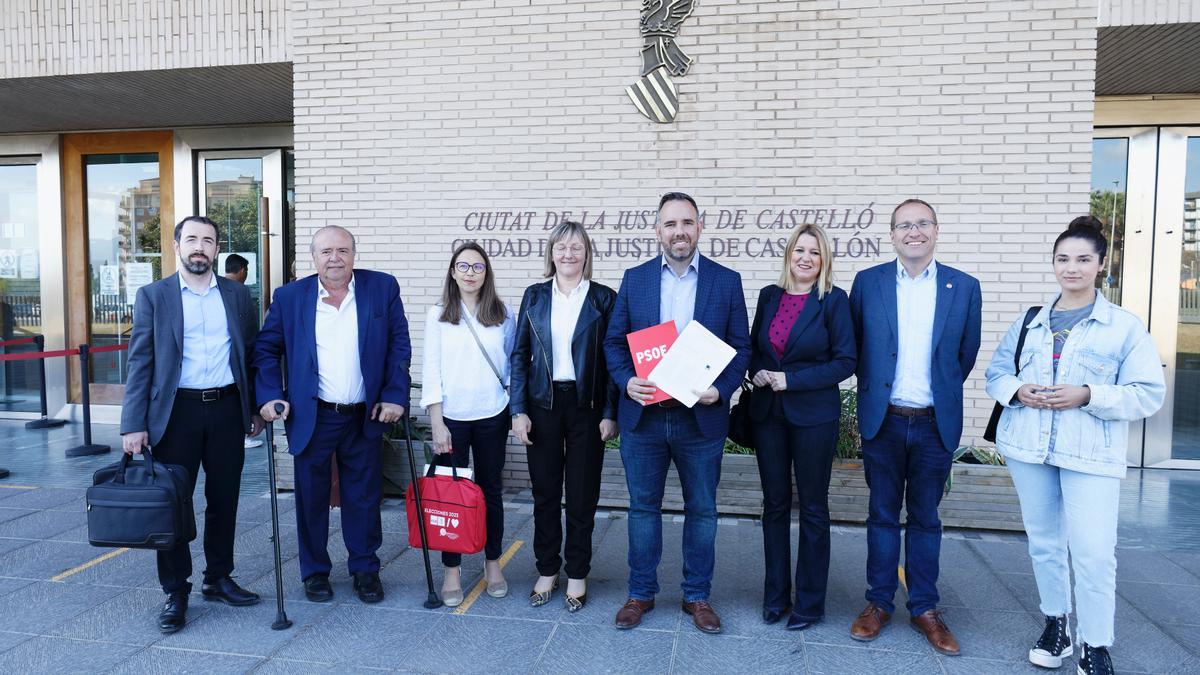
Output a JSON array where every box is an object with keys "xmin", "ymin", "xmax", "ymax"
[
  {"xmin": 442, "ymin": 409, "xmax": 508, "ymax": 566},
  {"xmin": 526, "ymin": 383, "xmax": 604, "ymax": 579},
  {"xmin": 154, "ymin": 391, "xmax": 245, "ymax": 594},
  {"xmin": 753, "ymin": 403, "xmax": 839, "ymax": 620}
]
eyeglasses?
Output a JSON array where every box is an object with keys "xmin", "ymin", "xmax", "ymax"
[
  {"xmin": 552, "ymin": 244, "xmax": 586, "ymax": 255},
  {"xmin": 455, "ymin": 262, "xmax": 486, "ymax": 274},
  {"xmin": 893, "ymin": 220, "xmax": 936, "ymax": 233}
]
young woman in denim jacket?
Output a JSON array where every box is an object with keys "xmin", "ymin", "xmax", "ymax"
[{"xmin": 986, "ymin": 217, "xmax": 1164, "ymax": 675}]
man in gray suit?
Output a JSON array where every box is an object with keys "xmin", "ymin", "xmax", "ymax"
[{"xmin": 121, "ymin": 216, "xmax": 264, "ymax": 634}]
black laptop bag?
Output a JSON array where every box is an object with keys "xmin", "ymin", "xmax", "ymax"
[{"xmin": 86, "ymin": 449, "xmax": 196, "ymax": 550}]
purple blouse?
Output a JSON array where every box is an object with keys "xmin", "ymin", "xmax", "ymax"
[{"xmin": 768, "ymin": 291, "xmax": 810, "ymax": 357}]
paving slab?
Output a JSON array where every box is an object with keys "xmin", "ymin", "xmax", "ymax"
[
  {"xmin": 107, "ymin": 646, "xmax": 265, "ymax": 674},
  {"xmin": 0, "ymin": 580, "xmax": 125, "ymax": 634},
  {"xmin": 0, "ymin": 635, "xmax": 139, "ymax": 673},
  {"xmin": 530, "ymin": 622, "xmax": 674, "ymax": 674}
]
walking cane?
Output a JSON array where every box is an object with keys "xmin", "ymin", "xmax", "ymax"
[
  {"xmin": 403, "ymin": 418, "xmax": 442, "ymax": 609},
  {"xmin": 266, "ymin": 402, "xmax": 293, "ymax": 630}
]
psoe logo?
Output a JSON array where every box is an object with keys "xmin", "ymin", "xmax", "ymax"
[{"xmin": 626, "ymin": 0, "xmax": 695, "ymax": 124}]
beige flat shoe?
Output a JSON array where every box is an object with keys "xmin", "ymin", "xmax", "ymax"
[
  {"xmin": 442, "ymin": 587, "xmax": 464, "ymax": 607},
  {"xmin": 486, "ymin": 577, "xmax": 508, "ymax": 598}
]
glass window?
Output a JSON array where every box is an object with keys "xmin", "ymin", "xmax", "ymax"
[
  {"xmin": 205, "ymin": 157, "xmax": 264, "ymax": 317},
  {"xmin": 1090, "ymin": 138, "xmax": 1129, "ymax": 306},
  {"xmin": 1171, "ymin": 137, "xmax": 1200, "ymax": 461},
  {"xmin": 84, "ymin": 153, "xmax": 160, "ymax": 386},
  {"xmin": 0, "ymin": 160, "xmax": 44, "ymax": 412}
]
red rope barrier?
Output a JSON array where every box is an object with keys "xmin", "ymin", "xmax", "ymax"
[
  {"xmin": 0, "ymin": 343, "xmax": 128, "ymax": 362},
  {"xmin": 0, "ymin": 347, "xmax": 79, "ymax": 362},
  {"xmin": 88, "ymin": 344, "xmax": 130, "ymax": 354},
  {"xmin": 0, "ymin": 336, "xmax": 37, "ymax": 348}
]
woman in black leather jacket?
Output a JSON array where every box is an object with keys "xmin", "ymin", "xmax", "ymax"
[{"xmin": 510, "ymin": 220, "xmax": 619, "ymax": 612}]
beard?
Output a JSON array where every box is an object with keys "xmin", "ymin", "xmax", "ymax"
[
  {"xmin": 181, "ymin": 253, "xmax": 211, "ymax": 275},
  {"xmin": 663, "ymin": 237, "xmax": 696, "ymax": 262}
]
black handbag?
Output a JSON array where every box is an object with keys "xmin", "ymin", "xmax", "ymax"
[
  {"xmin": 727, "ymin": 379, "xmax": 756, "ymax": 450},
  {"xmin": 86, "ymin": 448, "xmax": 196, "ymax": 550},
  {"xmin": 983, "ymin": 305, "xmax": 1042, "ymax": 443}
]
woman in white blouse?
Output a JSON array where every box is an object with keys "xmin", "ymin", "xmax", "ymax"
[{"xmin": 420, "ymin": 241, "xmax": 516, "ymax": 607}]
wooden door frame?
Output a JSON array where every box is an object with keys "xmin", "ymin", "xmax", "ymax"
[{"xmin": 62, "ymin": 131, "xmax": 174, "ymax": 404}]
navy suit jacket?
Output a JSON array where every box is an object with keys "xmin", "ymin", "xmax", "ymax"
[
  {"xmin": 253, "ymin": 269, "xmax": 412, "ymax": 455},
  {"xmin": 603, "ymin": 256, "xmax": 751, "ymax": 441},
  {"xmin": 748, "ymin": 284, "xmax": 856, "ymax": 427},
  {"xmin": 848, "ymin": 260, "xmax": 982, "ymax": 451}
]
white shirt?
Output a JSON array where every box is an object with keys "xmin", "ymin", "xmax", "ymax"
[
  {"xmin": 315, "ymin": 278, "xmax": 365, "ymax": 404},
  {"xmin": 420, "ymin": 302, "xmax": 516, "ymax": 421},
  {"xmin": 550, "ymin": 279, "xmax": 589, "ymax": 382},
  {"xmin": 891, "ymin": 259, "xmax": 937, "ymax": 408}
]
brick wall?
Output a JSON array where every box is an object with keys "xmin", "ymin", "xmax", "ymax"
[
  {"xmin": 0, "ymin": 0, "xmax": 289, "ymax": 78},
  {"xmin": 291, "ymin": 0, "xmax": 1099, "ymax": 463},
  {"xmin": 1098, "ymin": 0, "xmax": 1199, "ymax": 26}
]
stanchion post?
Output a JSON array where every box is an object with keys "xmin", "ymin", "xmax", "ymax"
[
  {"xmin": 25, "ymin": 334, "xmax": 67, "ymax": 430},
  {"xmin": 66, "ymin": 344, "xmax": 109, "ymax": 457}
]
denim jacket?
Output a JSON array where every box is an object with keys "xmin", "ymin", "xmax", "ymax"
[{"xmin": 985, "ymin": 291, "xmax": 1164, "ymax": 478}]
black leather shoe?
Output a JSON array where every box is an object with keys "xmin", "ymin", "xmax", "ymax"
[
  {"xmin": 786, "ymin": 613, "xmax": 820, "ymax": 631},
  {"xmin": 763, "ymin": 605, "xmax": 791, "ymax": 624},
  {"xmin": 304, "ymin": 574, "xmax": 334, "ymax": 602},
  {"xmin": 158, "ymin": 591, "xmax": 188, "ymax": 634},
  {"xmin": 201, "ymin": 577, "xmax": 261, "ymax": 607},
  {"xmin": 353, "ymin": 572, "xmax": 384, "ymax": 604}
]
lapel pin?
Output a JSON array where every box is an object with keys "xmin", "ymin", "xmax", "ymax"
[{"xmin": 946, "ymin": 283, "xmax": 953, "ymax": 289}]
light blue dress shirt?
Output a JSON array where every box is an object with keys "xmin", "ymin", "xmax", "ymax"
[
  {"xmin": 890, "ymin": 258, "xmax": 937, "ymax": 408},
  {"xmin": 177, "ymin": 273, "xmax": 235, "ymax": 389},
  {"xmin": 659, "ymin": 253, "xmax": 700, "ymax": 329}
]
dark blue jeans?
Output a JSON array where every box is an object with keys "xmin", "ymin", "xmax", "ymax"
[
  {"xmin": 620, "ymin": 406, "xmax": 723, "ymax": 602},
  {"xmin": 862, "ymin": 413, "xmax": 952, "ymax": 616}
]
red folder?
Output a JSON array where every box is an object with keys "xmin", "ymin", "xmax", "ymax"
[{"xmin": 626, "ymin": 320, "xmax": 678, "ymax": 405}]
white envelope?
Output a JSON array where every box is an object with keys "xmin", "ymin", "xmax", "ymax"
[
  {"xmin": 422, "ymin": 464, "xmax": 474, "ymax": 481},
  {"xmin": 647, "ymin": 321, "xmax": 737, "ymax": 408}
]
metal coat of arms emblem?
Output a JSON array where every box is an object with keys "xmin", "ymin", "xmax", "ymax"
[{"xmin": 626, "ymin": 0, "xmax": 696, "ymax": 124}]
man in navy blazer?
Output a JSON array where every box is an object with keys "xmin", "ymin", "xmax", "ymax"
[
  {"xmin": 255, "ymin": 225, "xmax": 411, "ymax": 604},
  {"xmin": 847, "ymin": 199, "xmax": 982, "ymax": 656},
  {"xmin": 604, "ymin": 192, "xmax": 751, "ymax": 634}
]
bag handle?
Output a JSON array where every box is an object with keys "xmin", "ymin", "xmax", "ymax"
[
  {"xmin": 114, "ymin": 446, "xmax": 155, "ymax": 484},
  {"xmin": 461, "ymin": 305, "xmax": 507, "ymax": 392},
  {"xmin": 426, "ymin": 449, "xmax": 462, "ymax": 482},
  {"xmin": 1013, "ymin": 306, "xmax": 1042, "ymax": 376}
]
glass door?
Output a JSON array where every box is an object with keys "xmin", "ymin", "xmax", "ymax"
[
  {"xmin": 0, "ymin": 158, "xmax": 45, "ymax": 412},
  {"xmin": 196, "ymin": 150, "xmax": 284, "ymax": 320},
  {"xmin": 1145, "ymin": 128, "xmax": 1200, "ymax": 468},
  {"xmin": 1090, "ymin": 129, "xmax": 1157, "ymax": 465},
  {"xmin": 63, "ymin": 132, "xmax": 175, "ymax": 405}
]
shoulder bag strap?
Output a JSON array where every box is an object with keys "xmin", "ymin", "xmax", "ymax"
[
  {"xmin": 1013, "ymin": 305, "xmax": 1042, "ymax": 374},
  {"xmin": 462, "ymin": 308, "xmax": 507, "ymax": 391}
]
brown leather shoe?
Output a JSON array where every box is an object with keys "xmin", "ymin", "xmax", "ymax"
[
  {"xmin": 910, "ymin": 609, "xmax": 961, "ymax": 656},
  {"xmin": 615, "ymin": 598, "xmax": 655, "ymax": 629},
  {"xmin": 682, "ymin": 600, "xmax": 722, "ymax": 634},
  {"xmin": 850, "ymin": 602, "xmax": 892, "ymax": 642}
]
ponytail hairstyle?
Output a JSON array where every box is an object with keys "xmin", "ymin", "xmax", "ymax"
[{"xmin": 1053, "ymin": 215, "xmax": 1108, "ymax": 263}]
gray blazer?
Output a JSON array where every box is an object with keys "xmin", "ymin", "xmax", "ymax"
[{"xmin": 120, "ymin": 273, "xmax": 259, "ymax": 445}]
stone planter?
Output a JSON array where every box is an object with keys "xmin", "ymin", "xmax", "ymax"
[{"xmin": 275, "ymin": 433, "xmax": 1025, "ymax": 532}]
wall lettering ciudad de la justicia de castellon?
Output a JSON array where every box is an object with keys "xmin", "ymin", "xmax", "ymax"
[{"xmin": 454, "ymin": 204, "xmax": 885, "ymax": 261}]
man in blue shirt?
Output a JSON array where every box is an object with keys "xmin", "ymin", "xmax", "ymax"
[
  {"xmin": 847, "ymin": 199, "xmax": 982, "ymax": 656},
  {"xmin": 121, "ymin": 216, "xmax": 264, "ymax": 634},
  {"xmin": 604, "ymin": 192, "xmax": 751, "ymax": 634}
]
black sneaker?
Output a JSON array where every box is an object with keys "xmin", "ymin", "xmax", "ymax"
[
  {"xmin": 1029, "ymin": 614, "xmax": 1072, "ymax": 668},
  {"xmin": 1077, "ymin": 643, "xmax": 1114, "ymax": 675}
]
